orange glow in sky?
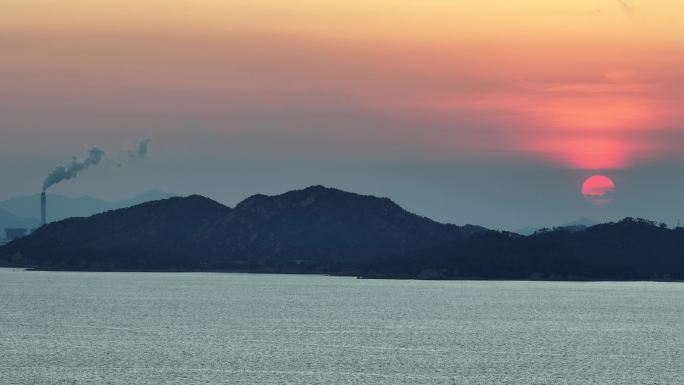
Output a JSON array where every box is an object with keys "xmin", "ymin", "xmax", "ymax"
[{"xmin": 2, "ymin": 0, "xmax": 683, "ymax": 171}]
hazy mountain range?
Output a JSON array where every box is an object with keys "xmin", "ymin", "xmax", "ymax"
[
  {"xmin": 1, "ymin": 185, "xmax": 683, "ymax": 281},
  {"xmin": 0, "ymin": 208, "xmax": 38, "ymax": 234},
  {"xmin": 514, "ymin": 218, "xmax": 599, "ymax": 236},
  {"xmin": 0, "ymin": 190, "xmax": 175, "ymax": 234}
]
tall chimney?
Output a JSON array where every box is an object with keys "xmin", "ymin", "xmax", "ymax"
[{"xmin": 41, "ymin": 192, "xmax": 46, "ymax": 226}]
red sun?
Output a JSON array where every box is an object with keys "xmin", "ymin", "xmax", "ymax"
[{"xmin": 581, "ymin": 175, "xmax": 616, "ymax": 205}]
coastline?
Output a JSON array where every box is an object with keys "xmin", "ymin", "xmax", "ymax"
[{"xmin": 3, "ymin": 266, "xmax": 682, "ymax": 283}]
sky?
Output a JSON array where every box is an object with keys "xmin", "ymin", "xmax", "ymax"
[{"xmin": 1, "ymin": 0, "xmax": 683, "ymax": 230}]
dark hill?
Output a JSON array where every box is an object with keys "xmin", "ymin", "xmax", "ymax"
[
  {"xmin": 4, "ymin": 186, "xmax": 682, "ymax": 280},
  {"xmin": 0, "ymin": 186, "xmax": 483, "ymax": 272},
  {"xmin": 0, "ymin": 196, "xmax": 231, "ymax": 269},
  {"xmin": 364, "ymin": 218, "xmax": 684, "ymax": 280},
  {"xmin": 201, "ymin": 186, "xmax": 484, "ymax": 270}
]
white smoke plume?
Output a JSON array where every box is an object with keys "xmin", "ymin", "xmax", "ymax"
[
  {"xmin": 128, "ymin": 138, "xmax": 152, "ymax": 160},
  {"xmin": 42, "ymin": 147, "xmax": 105, "ymax": 192}
]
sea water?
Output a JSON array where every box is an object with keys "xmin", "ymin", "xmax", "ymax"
[{"xmin": 1, "ymin": 268, "xmax": 683, "ymax": 384}]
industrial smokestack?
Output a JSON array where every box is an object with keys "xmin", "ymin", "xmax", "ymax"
[
  {"xmin": 41, "ymin": 192, "xmax": 46, "ymax": 226},
  {"xmin": 38, "ymin": 141, "xmax": 151, "ymax": 224}
]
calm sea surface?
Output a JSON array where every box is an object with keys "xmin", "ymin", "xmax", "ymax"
[{"xmin": 1, "ymin": 268, "xmax": 683, "ymax": 384}]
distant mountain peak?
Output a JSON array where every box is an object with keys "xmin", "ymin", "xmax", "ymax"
[
  {"xmin": 121, "ymin": 194, "xmax": 225, "ymax": 213},
  {"xmin": 514, "ymin": 217, "xmax": 600, "ymax": 235},
  {"xmin": 563, "ymin": 217, "xmax": 598, "ymax": 227},
  {"xmin": 303, "ymin": 184, "xmax": 328, "ymax": 191},
  {"xmin": 237, "ymin": 185, "xmax": 403, "ymax": 214}
]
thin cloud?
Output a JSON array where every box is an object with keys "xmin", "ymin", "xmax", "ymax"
[{"xmin": 618, "ymin": 0, "xmax": 634, "ymax": 13}]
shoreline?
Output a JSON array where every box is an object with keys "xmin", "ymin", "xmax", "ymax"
[{"xmin": 3, "ymin": 266, "xmax": 682, "ymax": 283}]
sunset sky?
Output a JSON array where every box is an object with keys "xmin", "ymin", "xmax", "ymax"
[{"xmin": 2, "ymin": 0, "xmax": 683, "ymax": 229}]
